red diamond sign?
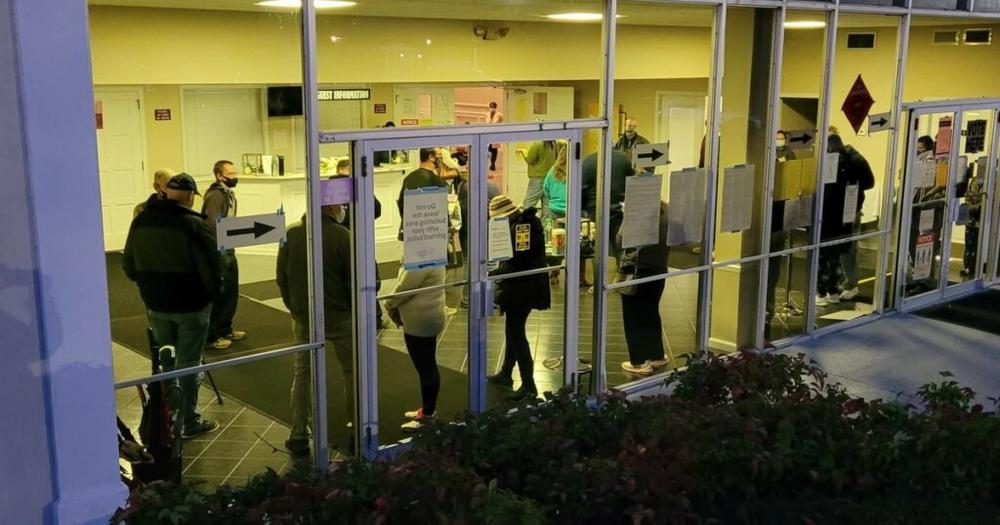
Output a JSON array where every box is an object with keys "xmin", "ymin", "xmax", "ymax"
[{"xmin": 841, "ymin": 75, "xmax": 875, "ymax": 135}]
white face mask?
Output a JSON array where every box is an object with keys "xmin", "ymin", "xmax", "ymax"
[{"xmin": 776, "ymin": 139, "xmax": 786, "ymax": 148}]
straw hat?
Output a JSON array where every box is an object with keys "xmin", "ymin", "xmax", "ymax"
[{"xmin": 488, "ymin": 195, "xmax": 518, "ymax": 218}]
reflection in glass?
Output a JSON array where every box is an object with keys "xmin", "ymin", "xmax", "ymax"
[
  {"xmin": 949, "ymin": 110, "xmax": 994, "ymax": 284},
  {"xmin": 764, "ymin": 249, "xmax": 814, "ymax": 341}
]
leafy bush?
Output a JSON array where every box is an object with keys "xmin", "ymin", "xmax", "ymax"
[{"xmin": 114, "ymin": 352, "xmax": 1000, "ymax": 524}]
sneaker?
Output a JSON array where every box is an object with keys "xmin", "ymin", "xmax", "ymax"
[
  {"xmin": 225, "ymin": 329, "xmax": 246, "ymax": 341},
  {"xmin": 506, "ymin": 386, "xmax": 539, "ymax": 401},
  {"xmin": 815, "ymin": 294, "xmax": 830, "ymax": 307},
  {"xmin": 487, "ymin": 373, "xmax": 514, "ymax": 388},
  {"xmin": 649, "ymin": 358, "xmax": 670, "ymax": 369},
  {"xmin": 444, "ymin": 306, "xmax": 458, "ymax": 316},
  {"xmin": 285, "ymin": 436, "xmax": 311, "ymax": 457},
  {"xmin": 839, "ymin": 287, "xmax": 859, "ymax": 301},
  {"xmin": 621, "ymin": 361, "xmax": 654, "ymax": 375},
  {"xmin": 825, "ymin": 293, "xmax": 840, "ymax": 304},
  {"xmin": 182, "ymin": 418, "xmax": 219, "ymax": 439},
  {"xmin": 206, "ymin": 337, "xmax": 232, "ymax": 350},
  {"xmin": 401, "ymin": 419, "xmax": 426, "ymax": 432},
  {"xmin": 403, "ymin": 407, "xmax": 437, "ymax": 421}
]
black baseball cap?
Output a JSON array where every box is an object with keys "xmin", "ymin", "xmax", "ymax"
[{"xmin": 166, "ymin": 172, "xmax": 199, "ymax": 194}]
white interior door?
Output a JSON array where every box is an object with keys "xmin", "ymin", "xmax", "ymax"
[
  {"xmin": 95, "ymin": 88, "xmax": 147, "ymax": 252},
  {"xmin": 183, "ymin": 88, "xmax": 264, "ymax": 177},
  {"xmin": 656, "ymin": 93, "xmax": 706, "ymax": 203}
]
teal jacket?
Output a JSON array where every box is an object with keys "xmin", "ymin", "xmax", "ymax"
[{"xmin": 542, "ymin": 167, "xmax": 567, "ymax": 215}]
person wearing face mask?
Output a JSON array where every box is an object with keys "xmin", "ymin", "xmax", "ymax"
[
  {"xmin": 202, "ymin": 160, "xmax": 246, "ymax": 350},
  {"xmin": 133, "ymin": 168, "xmax": 175, "ymax": 218},
  {"xmin": 613, "ymin": 118, "xmax": 649, "ymax": 159},
  {"xmin": 486, "ymin": 102, "xmax": 504, "ymax": 171},
  {"xmin": 397, "ymin": 147, "xmax": 449, "ymax": 241},
  {"xmin": 775, "ymin": 130, "xmax": 796, "ymax": 163},
  {"xmin": 123, "ymin": 173, "xmax": 223, "ymax": 439}
]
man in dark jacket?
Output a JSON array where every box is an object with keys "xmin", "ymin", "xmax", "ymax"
[
  {"xmin": 397, "ymin": 147, "xmax": 448, "ymax": 240},
  {"xmin": 277, "ymin": 204, "xmax": 353, "ymax": 456},
  {"xmin": 123, "ymin": 172, "xmax": 222, "ymax": 439},
  {"xmin": 202, "ymin": 159, "xmax": 245, "ymax": 350},
  {"xmin": 581, "ymin": 149, "xmax": 634, "ymax": 258}
]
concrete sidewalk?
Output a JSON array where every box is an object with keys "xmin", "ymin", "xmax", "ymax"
[{"xmin": 777, "ymin": 313, "xmax": 1000, "ymax": 406}]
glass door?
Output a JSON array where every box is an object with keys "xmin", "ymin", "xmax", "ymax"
[
  {"xmin": 474, "ymin": 131, "xmax": 582, "ymax": 409},
  {"xmin": 944, "ymin": 108, "xmax": 995, "ymax": 297},
  {"xmin": 354, "ymin": 136, "xmax": 477, "ymax": 458},
  {"xmin": 897, "ymin": 109, "xmax": 959, "ymax": 310}
]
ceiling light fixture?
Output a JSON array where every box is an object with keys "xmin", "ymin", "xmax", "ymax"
[
  {"xmin": 546, "ymin": 12, "xmax": 614, "ymax": 22},
  {"xmin": 783, "ymin": 20, "xmax": 827, "ymax": 29},
  {"xmin": 256, "ymin": 0, "xmax": 357, "ymax": 9}
]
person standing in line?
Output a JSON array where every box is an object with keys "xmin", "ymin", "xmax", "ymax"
[
  {"xmin": 837, "ymin": 133, "xmax": 875, "ymax": 301},
  {"xmin": 775, "ymin": 130, "xmax": 797, "ymax": 163},
  {"xmin": 542, "ymin": 142, "xmax": 568, "ymax": 222},
  {"xmin": 486, "ymin": 195, "xmax": 551, "ymax": 400},
  {"xmin": 580, "ymin": 149, "xmax": 635, "ymax": 260},
  {"xmin": 123, "ymin": 173, "xmax": 222, "ymax": 438},
  {"xmin": 133, "ymin": 168, "xmax": 175, "ymax": 218},
  {"xmin": 202, "ymin": 160, "xmax": 246, "ymax": 350},
  {"xmin": 486, "ymin": 101, "xmax": 504, "ymax": 171},
  {"xmin": 816, "ymin": 134, "xmax": 852, "ymax": 307},
  {"xmin": 384, "ymin": 265, "xmax": 447, "ymax": 432},
  {"xmin": 617, "ymin": 200, "xmax": 670, "ymax": 376},
  {"xmin": 397, "ymin": 148, "xmax": 448, "ymax": 241},
  {"xmin": 613, "ymin": 118, "xmax": 649, "ymax": 159},
  {"xmin": 277, "ymin": 203, "xmax": 354, "ymax": 457},
  {"xmin": 518, "ymin": 140, "xmax": 556, "ymax": 208}
]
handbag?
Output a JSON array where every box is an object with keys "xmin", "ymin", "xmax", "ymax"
[{"xmin": 611, "ymin": 270, "xmax": 637, "ymax": 296}]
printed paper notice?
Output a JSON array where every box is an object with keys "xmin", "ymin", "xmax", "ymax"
[
  {"xmin": 916, "ymin": 161, "xmax": 936, "ymax": 189},
  {"xmin": 488, "ymin": 217, "xmax": 513, "ymax": 262},
  {"xmin": 955, "ymin": 156, "xmax": 969, "ymax": 185},
  {"xmin": 402, "ymin": 187, "xmax": 449, "ymax": 270},
  {"xmin": 721, "ymin": 165, "xmax": 754, "ymax": 233},
  {"xmin": 843, "ymin": 184, "xmax": 859, "ymax": 224},
  {"xmin": 622, "ymin": 174, "xmax": 663, "ymax": 249},
  {"xmin": 782, "ymin": 195, "xmax": 813, "ymax": 231},
  {"xmin": 823, "ymin": 152, "xmax": 840, "ymax": 184},
  {"xmin": 667, "ymin": 168, "xmax": 705, "ymax": 246},
  {"xmin": 918, "ymin": 208, "xmax": 935, "ymax": 234},
  {"xmin": 912, "ymin": 234, "xmax": 935, "ymax": 281},
  {"xmin": 320, "ymin": 177, "xmax": 353, "ymax": 206}
]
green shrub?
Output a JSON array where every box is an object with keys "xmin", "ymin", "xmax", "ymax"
[{"xmin": 114, "ymin": 352, "xmax": 1000, "ymax": 524}]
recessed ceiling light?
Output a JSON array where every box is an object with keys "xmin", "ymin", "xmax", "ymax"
[
  {"xmin": 256, "ymin": 0, "xmax": 357, "ymax": 9},
  {"xmin": 545, "ymin": 12, "xmax": 622, "ymax": 22},
  {"xmin": 783, "ymin": 20, "xmax": 826, "ymax": 29}
]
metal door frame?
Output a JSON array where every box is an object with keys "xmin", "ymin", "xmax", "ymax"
[{"xmin": 895, "ymin": 100, "xmax": 1000, "ymax": 312}]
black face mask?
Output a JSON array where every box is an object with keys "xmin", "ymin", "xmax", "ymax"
[{"xmin": 223, "ymin": 178, "xmax": 238, "ymax": 188}]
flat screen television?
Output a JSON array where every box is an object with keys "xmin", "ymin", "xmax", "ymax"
[{"xmin": 267, "ymin": 86, "xmax": 303, "ymax": 117}]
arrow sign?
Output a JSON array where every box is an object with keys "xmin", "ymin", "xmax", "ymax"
[
  {"xmin": 632, "ymin": 142, "xmax": 670, "ymax": 169},
  {"xmin": 227, "ymin": 221, "xmax": 276, "ymax": 239},
  {"xmin": 868, "ymin": 112, "xmax": 892, "ymax": 134},
  {"xmin": 217, "ymin": 213, "xmax": 286, "ymax": 250},
  {"xmin": 785, "ymin": 130, "xmax": 814, "ymax": 149}
]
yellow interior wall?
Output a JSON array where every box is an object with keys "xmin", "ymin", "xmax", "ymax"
[
  {"xmin": 90, "ymin": 7, "xmax": 711, "ymax": 85},
  {"xmin": 143, "ymin": 85, "xmax": 185, "ymax": 173},
  {"xmin": 904, "ymin": 24, "xmax": 1000, "ymax": 100},
  {"xmin": 780, "ymin": 28, "xmax": 826, "ymax": 98}
]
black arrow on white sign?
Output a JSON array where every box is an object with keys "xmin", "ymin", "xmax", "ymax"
[
  {"xmin": 871, "ymin": 117, "xmax": 888, "ymax": 127},
  {"xmin": 227, "ymin": 221, "xmax": 276, "ymax": 239},
  {"xmin": 789, "ymin": 132, "xmax": 812, "ymax": 144},
  {"xmin": 637, "ymin": 148, "xmax": 666, "ymax": 162}
]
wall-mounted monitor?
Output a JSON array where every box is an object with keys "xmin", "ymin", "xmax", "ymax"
[{"xmin": 267, "ymin": 86, "xmax": 303, "ymax": 117}]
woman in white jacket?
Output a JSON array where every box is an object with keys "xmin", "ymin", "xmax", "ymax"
[{"xmin": 384, "ymin": 266, "xmax": 447, "ymax": 431}]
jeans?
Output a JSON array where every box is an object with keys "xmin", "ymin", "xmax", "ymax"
[
  {"xmin": 840, "ymin": 213, "xmax": 862, "ymax": 289},
  {"xmin": 208, "ymin": 251, "xmax": 239, "ymax": 340},
  {"xmin": 500, "ymin": 306, "xmax": 535, "ymax": 390},
  {"xmin": 523, "ymin": 177, "xmax": 545, "ymax": 209},
  {"xmin": 404, "ymin": 333, "xmax": 440, "ymax": 415},
  {"xmin": 620, "ymin": 276, "xmax": 666, "ymax": 366},
  {"xmin": 289, "ymin": 316, "xmax": 354, "ymax": 441},
  {"xmin": 147, "ymin": 304, "xmax": 211, "ymax": 427},
  {"xmin": 818, "ymin": 246, "xmax": 844, "ymax": 296}
]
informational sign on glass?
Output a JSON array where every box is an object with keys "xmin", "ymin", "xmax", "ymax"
[
  {"xmin": 402, "ymin": 187, "xmax": 449, "ymax": 270},
  {"xmin": 667, "ymin": 168, "xmax": 704, "ymax": 246},
  {"xmin": 621, "ymin": 174, "xmax": 663, "ymax": 249},
  {"xmin": 488, "ymin": 217, "xmax": 513, "ymax": 262},
  {"xmin": 721, "ymin": 164, "xmax": 754, "ymax": 233}
]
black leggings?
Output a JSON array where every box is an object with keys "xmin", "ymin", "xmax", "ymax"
[
  {"xmin": 501, "ymin": 307, "xmax": 535, "ymax": 389},
  {"xmin": 404, "ymin": 333, "xmax": 440, "ymax": 415},
  {"xmin": 620, "ymin": 278, "xmax": 666, "ymax": 366},
  {"xmin": 488, "ymin": 144, "xmax": 498, "ymax": 170}
]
